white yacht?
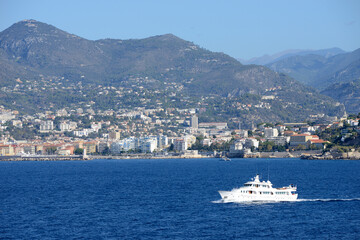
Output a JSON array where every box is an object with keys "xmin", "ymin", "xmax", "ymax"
[{"xmin": 218, "ymin": 174, "xmax": 298, "ymax": 202}]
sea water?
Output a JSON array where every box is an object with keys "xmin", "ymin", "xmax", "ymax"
[{"xmin": 1, "ymin": 158, "xmax": 359, "ymax": 239}]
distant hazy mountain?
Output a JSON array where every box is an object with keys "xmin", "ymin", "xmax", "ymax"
[
  {"xmin": 0, "ymin": 20, "xmax": 345, "ymax": 120},
  {"xmin": 321, "ymin": 79, "xmax": 360, "ymax": 114},
  {"xmin": 266, "ymin": 48, "xmax": 360, "ymax": 89},
  {"xmin": 239, "ymin": 48, "xmax": 345, "ymax": 65}
]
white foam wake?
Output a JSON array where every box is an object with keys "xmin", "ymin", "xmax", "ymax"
[
  {"xmin": 212, "ymin": 198, "xmax": 360, "ymax": 204},
  {"xmin": 296, "ymin": 198, "xmax": 360, "ymax": 202}
]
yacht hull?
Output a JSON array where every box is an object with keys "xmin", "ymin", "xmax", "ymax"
[
  {"xmin": 219, "ymin": 190, "xmax": 298, "ymax": 202},
  {"xmin": 218, "ymin": 175, "xmax": 298, "ymax": 203}
]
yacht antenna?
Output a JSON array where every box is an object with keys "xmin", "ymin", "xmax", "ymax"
[{"xmin": 267, "ymin": 158, "xmax": 270, "ymax": 181}]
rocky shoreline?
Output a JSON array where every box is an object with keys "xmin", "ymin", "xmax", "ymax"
[{"xmin": 300, "ymin": 150, "xmax": 360, "ymax": 160}]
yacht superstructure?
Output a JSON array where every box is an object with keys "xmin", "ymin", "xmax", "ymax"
[{"xmin": 219, "ymin": 174, "xmax": 298, "ymax": 202}]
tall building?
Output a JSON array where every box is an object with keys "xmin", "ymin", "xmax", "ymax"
[
  {"xmin": 141, "ymin": 138, "xmax": 157, "ymax": 153},
  {"xmin": 157, "ymin": 135, "xmax": 168, "ymax": 149},
  {"xmin": 190, "ymin": 115, "xmax": 198, "ymax": 129},
  {"xmin": 174, "ymin": 139, "xmax": 187, "ymax": 152},
  {"xmin": 40, "ymin": 120, "xmax": 54, "ymax": 132}
]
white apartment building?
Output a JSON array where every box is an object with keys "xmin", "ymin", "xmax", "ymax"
[
  {"xmin": 91, "ymin": 122, "xmax": 102, "ymax": 132},
  {"xmin": 174, "ymin": 139, "xmax": 187, "ymax": 152},
  {"xmin": 264, "ymin": 128, "xmax": 279, "ymax": 138},
  {"xmin": 141, "ymin": 138, "xmax": 157, "ymax": 153},
  {"xmin": 244, "ymin": 138, "xmax": 259, "ymax": 149},
  {"xmin": 73, "ymin": 129, "xmax": 94, "ymax": 137},
  {"xmin": 157, "ymin": 135, "xmax": 169, "ymax": 149},
  {"xmin": 60, "ymin": 121, "xmax": 77, "ymax": 132},
  {"xmin": 40, "ymin": 120, "xmax": 54, "ymax": 132},
  {"xmin": 230, "ymin": 140, "xmax": 244, "ymax": 153},
  {"xmin": 266, "ymin": 136, "xmax": 290, "ymax": 145}
]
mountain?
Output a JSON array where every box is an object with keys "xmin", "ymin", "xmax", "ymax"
[
  {"xmin": 240, "ymin": 48, "xmax": 345, "ymax": 65},
  {"xmin": 0, "ymin": 20, "xmax": 346, "ymax": 122},
  {"xmin": 326, "ymin": 59, "xmax": 360, "ymax": 85},
  {"xmin": 266, "ymin": 48, "xmax": 360, "ymax": 89},
  {"xmin": 0, "ymin": 20, "xmax": 290, "ymax": 96},
  {"xmin": 321, "ymin": 80, "xmax": 360, "ymax": 114}
]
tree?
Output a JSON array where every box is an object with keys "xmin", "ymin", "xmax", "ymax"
[
  {"xmin": 295, "ymin": 144, "xmax": 306, "ymax": 150},
  {"xmin": 101, "ymin": 146, "xmax": 111, "ymax": 155},
  {"xmin": 74, "ymin": 148, "xmax": 84, "ymax": 155},
  {"xmin": 46, "ymin": 147, "xmax": 57, "ymax": 155},
  {"xmin": 266, "ymin": 144, "xmax": 273, "ymax": 152}
]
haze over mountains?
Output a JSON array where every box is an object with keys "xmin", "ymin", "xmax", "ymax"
[
  {"xmin": 241, "ymin": 47, "xmax": 360, "ymax": 113},
  {"xmin": 0, "ymin": 20, "xmax": 348, "ymax": 122},
  {"xmin": 239, "ymin": 48, "xmax": 346, "ymax": 66}
]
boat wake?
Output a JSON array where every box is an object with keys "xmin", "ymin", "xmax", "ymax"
[
  {"xmin": 296, "ymin": 198, "xmax": 360, "ymax": 202},
  {"xmin": 211, "ymin": 199, "xmax": 285, "ymax": 204},
  {"xmin": 212, "ymin": 198, "xmax": 360, "ymax": 204}
]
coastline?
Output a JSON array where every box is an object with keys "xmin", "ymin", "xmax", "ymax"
[
  {"xmin": 0, "ymin": 154, "xmax": 208, "ymax": 161},
  {"xmin": 0, "ymin": 155, "xmax": 88, "ymax": 161},
  {"xmin": 1, "ymin": 150, "xmax": 359, "ymax": 161}
]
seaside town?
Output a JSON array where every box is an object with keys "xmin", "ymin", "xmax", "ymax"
[{"xmin": 0, "ymin": 105, "xmax": 359, "ymax": 160}]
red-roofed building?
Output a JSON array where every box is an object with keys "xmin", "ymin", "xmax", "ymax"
[
  {"xmin": 307, "ymin": 139, "xmax": 328, "ymax": 149},
  {"xmin": 289, "ymin": 134, "xmax": 319, "ymax": 147}
]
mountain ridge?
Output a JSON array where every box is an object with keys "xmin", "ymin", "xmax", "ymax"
[
  {"xmin": 239, "ymin": 47, "xmax": 346, "ymax": 65},
  {"xmin": 266, "ymin": 48, "xmax": 360, "ymax": 89},
  {"xmin": 0, "ymin": 20, "xmax": 346, "ymax": 121}
]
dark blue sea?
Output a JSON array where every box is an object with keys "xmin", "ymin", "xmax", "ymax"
[{"xmin": 1, "ymin": 158, "xmax": 360, "ymax": 239}]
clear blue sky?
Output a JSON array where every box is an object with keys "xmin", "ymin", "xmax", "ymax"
[{"xmin": 1, "ymin": 0, "xmax": 359, "ymax": 59}]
